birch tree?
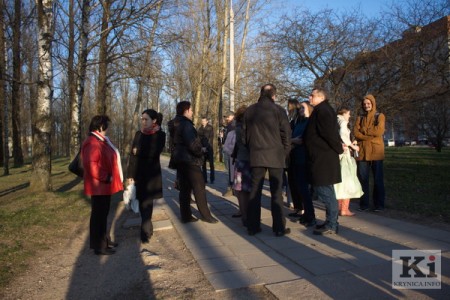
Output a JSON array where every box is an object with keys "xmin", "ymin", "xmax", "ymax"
[{"xmin": 31, "ymin": 0, "xmax": 53, "ymax": 191}]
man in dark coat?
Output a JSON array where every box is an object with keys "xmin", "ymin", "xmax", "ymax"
[
  {"xmin": 172, "ymin": 101, "xmax": 218, "ymax": 224},
  {"xmin": 197, "ymin": 116, "xmax": 215, "ymax": 184},
  {"xmin": 304, "ymin": 87, "xmax": 344, "ymax": 235},
  {"xmin": 243, "ymin": 84, "xmax": 291, "ymax": 236}
]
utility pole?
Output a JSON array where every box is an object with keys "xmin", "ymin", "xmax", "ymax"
[{"xmin": 229, "ymin": 0, "xmax": 235, "ymax": 112}]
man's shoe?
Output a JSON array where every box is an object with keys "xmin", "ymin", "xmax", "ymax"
[
  {"xmin": 232, "ymin": 213, "xmax": 242, "ymax": 218},
  {"xmin": 248, "ymin": 228, "xmax": 262, "ymax": 236},
  {"xmin": 202, "ymin": 217, "xmax": 219, "ymax": 224},
  {"xmin": 315, "ymin": 222, "xmax": 328, "ymax": 229},
  {"xmin": 107, "ymin": 240, "xmax": 119, "ymax": 248},
  {"xmin": 181, "ymin": 217, "xmax": 198, "ymax": 223},
  {"xmin": 94, "ymin": 248, "xmax": 116, "ymax": 255},
  {"xmin": 304, "ymin": 219, "xmax": 317, "ymax": 227},
  {"xmin": 275, "ymin": 228, "xmax": 291, "ymax": 237},
  {"xmin": 288, "ymin": 211, "xmax": 302, "ymax": 218},
  {"xmin": 313, "ymin": 226, "xmax": 338, "ymax": 235},
  {"xmin": 373, "ymin": 208, "xmax": 384, "ymax": 212},
  {"xmin": 357, "ymin": 207, "xmax": 369, "ymax": 212}
]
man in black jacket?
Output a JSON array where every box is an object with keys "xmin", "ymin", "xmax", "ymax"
[
  {"xmin": 172, "ymin": 101, "xmax": 218, "ymax": 224},
  {"xmin": 197, "ymin": 116, "xmax": 215, "ymax": 184},
  {"xmin": 243, "ymin": 84, "xmax": 291, "ymax": 236},
  {"xmin": 304, "ymin": 88, "xmax": 344, "ymax": 235}
]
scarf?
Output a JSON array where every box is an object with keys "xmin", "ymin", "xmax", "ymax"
[
  {"xmin": 141, "ymin": 124, "xmax": 160, "ymax": 135},
  {"xmin": 91, "ymin": 131, "xmax": 124, "ymax": 182}
]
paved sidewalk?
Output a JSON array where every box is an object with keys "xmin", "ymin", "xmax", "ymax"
[{"xmin": 140, "ymin": 159, "xmax": 449, "ymax": 299}]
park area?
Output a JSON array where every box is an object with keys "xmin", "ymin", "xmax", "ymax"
[{"xmin": 0, "ymin": 147, "xmax": 449, "ymax": 298}]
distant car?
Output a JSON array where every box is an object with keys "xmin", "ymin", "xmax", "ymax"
[
  {"xmin": 411, "ymin": 141, "xmax": 417, "ymax": 146},
  {"xmin": 387, "ymin": 139, "xmax": 395, "ymax": 147}
]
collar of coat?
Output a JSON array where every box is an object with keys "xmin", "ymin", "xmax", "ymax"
[{"xmin": 90, "ymin": 131, "xmax": 105, "ymax": 142}]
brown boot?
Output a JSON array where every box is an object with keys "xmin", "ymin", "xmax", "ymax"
[{"xmin": 340, "ymin": 199, "xmax": 355, "ymax": 216}]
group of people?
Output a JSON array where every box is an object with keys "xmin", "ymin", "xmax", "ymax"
[
  {"xmin": 223, "ymin": 85, "xmax": 386, "ymax": 237},
  {"xmin": 79, "ymin": 83, "xmax": 386, "ymax": 255}
]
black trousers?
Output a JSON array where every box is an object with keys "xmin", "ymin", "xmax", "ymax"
[
  {"xmin": 139, "ymin": 196, "xmax": 154, "ymax": 243},
  {"xmin": 202, "ymin": 148, "xmax": 215, "ymax": 183},
  {"xmin": 90, "ymin": 195, "xmax": 111, "ymax": 251},
  {"xmin": 247, "ymin": 167, "xmax": 286, "ymax": 232},
  {"xmin": 177, "ymin": 163, "xmax": 213, "ymax": 221}
]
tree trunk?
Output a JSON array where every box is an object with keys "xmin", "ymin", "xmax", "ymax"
[
  {"xmin": 12, "ymin": 0, "xmax": 23, "ymax": 167},
  {"xmin": 0, "ymin": 0, "xmax": 8, "ymax": 174},
  {"xmin": 67, "ymin": 0, "xmax": 76, "ymax": 157},
  {"xmin": 31, "ymin": 0, "xmax": 54, "ymax": 192},
  {"xmin": 73, "ymin": 0, "xmax": 91, "ymax": 157},
  {"xmin": 96, "ymin": 0, "xmax": 111, "ymax": 115}
]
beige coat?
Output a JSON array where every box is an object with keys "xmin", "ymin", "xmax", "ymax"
[{"xmin": 353, "ymin": 95, "xmax": 385, "ymax": 161}]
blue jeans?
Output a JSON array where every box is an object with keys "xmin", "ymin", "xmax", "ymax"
[
  {"xmin": 314, "ymin": 185, "xmax": 338, "ymax": 230},
  {"xmin": 357, "ymin": 160, "xmax": 385, "ymax": 210}
]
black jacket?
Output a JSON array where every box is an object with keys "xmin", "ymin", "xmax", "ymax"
[
  {"xmin": 127, "ymin": 130, "xmax": 166, "ymax": 199},
  {"xmin": 171, "ymin": 115, "xmax": 204, "ymax": 167},
  {"xmin": 304, "ymin": 100, "xmax": 343, "ymax": 186},
  {"xmin": 243, "ymin": 96, "xmax": 291, "ymax": 168},
  {"xmin": 197, "ymin": 124, "xmax": 214, "ymax": 147}
]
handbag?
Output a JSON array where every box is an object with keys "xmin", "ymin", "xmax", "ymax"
[{"xmin": 68, "ymin": 150, "xmax": 84, "ymax": 177}]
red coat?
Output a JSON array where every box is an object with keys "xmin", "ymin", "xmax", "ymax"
[{"xmin": 81, "ymin": 132, "xmax": 123, "ymax": 196}]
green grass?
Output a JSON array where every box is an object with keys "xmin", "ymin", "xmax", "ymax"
[
  {"xmin": 0, "ymin": 158, "xmax": 91, "ymax": 288},
  {"xmin": 384, "ymin": 147, "xmax": 450, "ymax": 222}
]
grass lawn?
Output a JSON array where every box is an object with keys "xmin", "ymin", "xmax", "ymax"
[
  {"xmin": 384, "ymin": 147, "xmax": 450, "ymax": 222},
  {"xmin": 0, "ymin": 148, "xmax": 448, "ymax": 290}
]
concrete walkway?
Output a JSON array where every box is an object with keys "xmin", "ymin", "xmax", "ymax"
[{"xmin": 134, "ymin": 158, "xmax": 449, "ymax": 299}]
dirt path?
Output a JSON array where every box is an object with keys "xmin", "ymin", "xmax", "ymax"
[{"xmin": 1, "ymin": 196, "xmax": 275, "ymax": 300}]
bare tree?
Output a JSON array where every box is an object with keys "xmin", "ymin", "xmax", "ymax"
[
  {"xmin": 269, "ymin": 7, "xmax": 380, "ymax": 106},
  {"xmin": 0, "ymin": 0, "xmax": 8, "ymax": 175},
  {"xmin": 11, "ymin": 0, "xmax": 23, "ymax": 167},
  {"xmin": 31, "ymin": 0, "xmax": 54, "ymax": 191}
]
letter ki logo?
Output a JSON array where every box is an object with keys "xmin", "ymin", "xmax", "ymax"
[
  {"xmin": 392, "ymin": 250, "xmax": 441, "ymax": 289},
  {"xmin": 399, "ymin": 255, "xmax": 437, "ymax": 278}
]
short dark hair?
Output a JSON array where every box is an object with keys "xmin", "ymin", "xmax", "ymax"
[
  {"xmin": 312, "ymin": 87, "xmax": 328, "ymax": 100},
  {"xmin": 260, "ymin": 83, "xmax": 277, "ymax": 99},
  {"xmin": 89, "ymin": 115, "xmax": 111, "ymax": 132},
  {"xmin": 176, "ymin": 101, "xmax": 191, "ymax": 116}
]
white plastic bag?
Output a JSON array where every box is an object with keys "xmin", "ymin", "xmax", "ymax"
[{"xmin": 123, "ymin": 183, "xmax": 139, "ymax": 213}]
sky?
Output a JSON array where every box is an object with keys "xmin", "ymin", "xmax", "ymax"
[{"xmin": 268, "ymin": 0, "xmax": 394, "ymax": 19}]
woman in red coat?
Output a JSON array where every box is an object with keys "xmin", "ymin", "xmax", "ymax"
[{"xmin": 82, "ymin": 115, "xmax": 123, "ymax": 255}]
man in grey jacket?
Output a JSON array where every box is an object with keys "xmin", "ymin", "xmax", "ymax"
[{"xmin": 243, "ymin": 84, "xmax": 291, "ymax": 236}]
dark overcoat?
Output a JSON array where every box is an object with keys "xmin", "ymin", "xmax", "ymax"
[
  {"xmin": 304, "ymin": 100, "xmax": 343, "ymax": 186},
  {"xmin": 171, "ymin": 115, "xmax": 204, "ymax": 167},
  {"xmin": 242, "ymin": 96, "xmax": 291, "ymax": 168},
  {"xmin": 127, "ymin": 130, "xmax": 166, "ymax": 200}
]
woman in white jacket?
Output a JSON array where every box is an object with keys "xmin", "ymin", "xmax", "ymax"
[{"xmin": 334, "ymin": 107, "xmax": 364, "ymax": 216}]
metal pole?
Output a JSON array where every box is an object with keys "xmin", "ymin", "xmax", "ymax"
[{"xmin": 229, "ymin": 0, "xmax": 235, "ymax": 112}]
